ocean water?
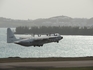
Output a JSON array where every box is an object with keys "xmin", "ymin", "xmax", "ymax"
[{"xmin": 0, "ymin": 28, "xmax": 93, "ymax": 58}]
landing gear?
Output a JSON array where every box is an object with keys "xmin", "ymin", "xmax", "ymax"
[
  {"xmin": 41, "ymin": 44, "xmax": 43, "ymax": 46},
  {"xmin": 33, "ymin": 44, "xmax": 43, "ymax": 47},
  {"xmin": 38, "ymin": 44, "xmax": 43, "ymax": 47},
  {"xmin": 57, "ymin": 41, "xmax": 59, "ymax": 43}
]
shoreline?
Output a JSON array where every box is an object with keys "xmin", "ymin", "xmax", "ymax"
[
  {"xmin": 0, "ymin": 57, "xmax": 93, "ymax": 69},
  {"xmin": 0, "ymin": 57, "xmax": 93, "ymax": 63}
]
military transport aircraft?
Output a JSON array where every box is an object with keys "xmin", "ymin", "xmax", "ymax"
[{"xmin": 7, "ymin": 28, "xmax": 63, "ymax": 47}]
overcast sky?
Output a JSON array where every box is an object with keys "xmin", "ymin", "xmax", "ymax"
[{"xmin": 0, "ymin": 0, "xmax": 93, "ymax": 20}]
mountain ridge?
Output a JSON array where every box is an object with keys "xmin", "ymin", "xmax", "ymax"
[{"xmin": 0, "ymin": 16, "xmax": 93, "ymax": 27}]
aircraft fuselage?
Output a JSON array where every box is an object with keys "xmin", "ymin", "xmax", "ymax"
[
  {"xmin": 15, "ymin": 36, "xmax": 63, "ymax": 47},
  {"xmin": 7, "ymin": 28, "xmax": 63, "ymax": 47}
]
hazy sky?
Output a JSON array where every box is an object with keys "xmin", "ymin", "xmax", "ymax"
[{"xmin": 0, "ymin": 0, "xmax": 93, "ymax": 20}]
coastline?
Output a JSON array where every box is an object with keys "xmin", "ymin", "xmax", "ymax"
[
  {"xmin": 0, "ymin": 57, "xmax": 93, "ymax": 70},
  {"xmin": 0, "ymin": 56, "xmax": 93, "ymax": 63}
]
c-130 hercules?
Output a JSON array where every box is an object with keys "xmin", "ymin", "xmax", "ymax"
[{"xmin": 7, "ymin": 28, "xmax": 63, "ymax": 47}]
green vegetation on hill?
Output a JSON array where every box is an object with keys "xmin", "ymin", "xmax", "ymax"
[{"xmin": 15, "ymin": 26, "xmax": 93, "ymax": 35}]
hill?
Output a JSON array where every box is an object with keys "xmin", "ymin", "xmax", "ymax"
[{"xmin": 0, "ymin": 16, "xmax": 93, "ymax": 27}]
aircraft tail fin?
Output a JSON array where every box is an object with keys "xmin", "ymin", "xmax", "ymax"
[{"xmin": 7, "ymin": 28, "xmax": 17, "ymax": 43}]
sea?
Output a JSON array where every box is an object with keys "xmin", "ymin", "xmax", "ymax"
[{"xmin": 0, "ymin": 28, "xmax": 93, "ymax": 58}]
